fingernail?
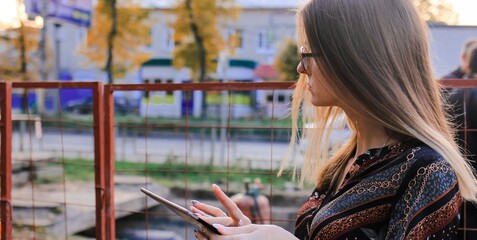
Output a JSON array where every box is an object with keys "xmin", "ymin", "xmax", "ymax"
[
  {"xmin": 191, "ymin": 200, "xmax": 200, "ymax": 205},
  {"xmin": 212, "ymin": 223, "xmax": 224, "ymax": 229}
]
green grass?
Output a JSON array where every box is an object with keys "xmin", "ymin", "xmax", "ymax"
[{"xmin": 53, "ymin": 158, "xmax": 296, "ymax": 189}]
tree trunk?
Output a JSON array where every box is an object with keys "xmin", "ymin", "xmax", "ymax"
[
  {"xmin": 19, "ymin": 23, "xmax": 28, "ymax": 114},
  {"xmin": 37, "ymin": 0, "xmax": 49, "ymax": 114},
  {"xmin": 105, "ymin": 0, "xmax": 117, "ymax": 84},
  {"xmin": 39, "ymin": 0, "xmax": 48, "ymax": 80},
  {"xmin": 185, "ymin": 0, "xmax": 208, "ymax": 118},
  {"xmin": 18, "ymin": 22, "xmax": 28, "ymax": 152}
]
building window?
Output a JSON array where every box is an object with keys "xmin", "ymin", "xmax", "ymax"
[
  {"xmin": 146, "ymin": 29, "xmax": 153, "ymax": 48},
  {"xmin": 166, "ymin": 79, "xmax": 173, "ymax": 95},
  {"xmin": 144, "ymin": 79, "xmax": 150, "ymax": 98},
  {"xmin": 227, "ymin": 28, "xmax": 244, "ymax": 50},
  {"xmin": 258, "ymin": 30, "xmax": 275, "ymax": 52},
  {"xmin": 76, "ymin": 28, "xmax": 87, "ymax": 47},
  {"xmin": 266, "ymin": 93, "xmax": 286, "ymax": 103},
  {"xmin": 164, "ymin": 28, "xmax": 175, "ymax": 51}
]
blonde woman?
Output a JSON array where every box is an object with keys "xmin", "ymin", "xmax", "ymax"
[{"xmin": 192, "ymin": 0, "xmax": 477, "ymax": 239}]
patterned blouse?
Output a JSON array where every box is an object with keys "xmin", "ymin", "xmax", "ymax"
[{"xmin": 295, "ymin": 139, "xmax": 462, "ymax": 240}]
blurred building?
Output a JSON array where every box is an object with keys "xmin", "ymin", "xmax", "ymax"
[
  {"xmin": 5, "ymin": 0, "xmax": 476, "ymax": 117},
  {"xmin": 136, "ymin": 0, "xmax": 299, "ymax": 117},
  {"xmin": 46, "ymin": 0, "xmax": 300, "ymax": 84},
  {"xmin": 43, "ymin": 0, "xmax": 477, "ymax": 84},
  {"xmin": 11, "ymin": 0, "xmax": 299, "ymax": 117}
]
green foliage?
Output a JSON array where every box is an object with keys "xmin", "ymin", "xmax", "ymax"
[
  {"xmin": 274, "ymin": 38, "xmax": 299, "ymax": 82},
  {"xmin": 54, "ymin": 158, "xmax": 292, "ymax": 188}
]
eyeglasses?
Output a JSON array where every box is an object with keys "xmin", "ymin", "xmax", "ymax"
[{"xmin": 299, "ymin": 46, "xmax": 322, "ymax": 72}]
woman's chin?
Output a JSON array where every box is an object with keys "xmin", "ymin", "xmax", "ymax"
[
  {"xmin": 310, "ymin": 98, "xmax": 334, "ymax": 107},
  {"xmin": 310, "ymin": 99, "xmax": 323, "ymax": 106}
]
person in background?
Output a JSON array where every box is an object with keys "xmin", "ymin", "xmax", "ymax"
[
  {"xmin": 468, "ymin": 47, "xmax": 477, "ymax": 78},
  {"xmin": 447, "ymin": 45, "xmax": 477, "ymax": 239},
  {"xmin": 230, "ymin": 178, "xmax": 270, "ymax": 224},
  {"xmin": 444, "ymin": 39, "xmax": 477, "ymax": 79},
  {"xmin": 190, "ymin": 0, "xmax": 477, "ymax": 239}
]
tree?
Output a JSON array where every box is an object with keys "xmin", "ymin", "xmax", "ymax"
[
  {"xmin": 0, "ymin": 0, "xmax": 48, "ymax": 114},
  {"xmin": 80, "ymin": 0, "xmax": 153, "ymax": 83},
  {"xmin": 413, "ymin": 0, "xmax": 458, "ymax": 24},
  {"xmin": 274, "ymin": 38, "xmax": 299, "ymax": 82},
  {"xmin": 0, "ymin": 15, "xmax": 41, "ymax": 82},
  {"xmin": 170, "ymin": 0, "xmax": 239, "ymax": 82},
  {"xmin": 171, "ymin": 0, "xmax": 239, "ymax": 120}
]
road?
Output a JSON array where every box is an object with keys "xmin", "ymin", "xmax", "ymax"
[{"xmin": 12, "ymin": 130, "xmax": 297, "ymax": 169}]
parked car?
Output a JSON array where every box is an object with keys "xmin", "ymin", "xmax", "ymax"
[{"xmin": 64, "ymin": 96, "xmax": 139, "ymax": 115}]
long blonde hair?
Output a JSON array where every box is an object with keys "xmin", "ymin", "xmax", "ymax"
[{"xmin": 279, "ymin": 0, "xmax": 477, "ymax": 202}]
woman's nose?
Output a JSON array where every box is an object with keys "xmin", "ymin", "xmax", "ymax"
[{"xmin": 297, "ymin": 61, "xmax": 306, "ymax": 74}]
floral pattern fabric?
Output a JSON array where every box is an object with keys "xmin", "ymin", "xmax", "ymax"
[{"xmin": 295, "ymin": 139, "xmax": 462, "ymax": 240}]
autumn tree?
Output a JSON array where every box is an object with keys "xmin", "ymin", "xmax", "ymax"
[
  {"xmin": 0, "ymin": 1, "xmax": 48, "ymax": 113},
  {"xmin": 274, "ymin": 38, "xmax": 299, "ymax": 82},
  {"xmin": 170, "ymin": 0, "xmax": 239, "ymax": 82},
  {"xmin": 80, "ymin": 0, "xmax": 153, "ymax": 83},
  {"xmin": 171, "ymin": 0, "xmax": 239, "ymax": 120},
  {"xmin": 0, "ymin": 18, "xmax": 41, "ymax": 82},
  {"xmin": 413, "ymin": 0, "xmax": 458, "ymax": 24}
]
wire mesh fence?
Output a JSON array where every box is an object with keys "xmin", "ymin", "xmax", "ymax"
[
  {"xmin": 102, "ymin": 82, "xmax": 299, "ymax": 240},
  {"xmin": 1, "ymin": 80, "xmax": 476, "ymax": 239}
]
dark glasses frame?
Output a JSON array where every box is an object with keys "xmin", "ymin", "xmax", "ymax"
[{"xmin": 299, "ymin": 46, "xmax": 322, "ymax": 72}]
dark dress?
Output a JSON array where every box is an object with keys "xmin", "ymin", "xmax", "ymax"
[
  {"xmin": 443, "ymin": 68, "xmax": 466, "ymax": 79},
  {"xmin": 447, "ymin": 88, "xmax": 477, "ymax": 239},
  {"xmin": 295, "ymin": 139, "xmax": 462, "ymax": 240}
]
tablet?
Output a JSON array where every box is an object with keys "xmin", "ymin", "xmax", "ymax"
[{"xmin": 140, "ymin": 188, "xmax": 221, "ymax": 235}]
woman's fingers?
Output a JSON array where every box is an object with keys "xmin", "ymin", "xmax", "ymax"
[
  {"xmin": 191, "ymin": 200, "xmax": 228, "ymax": 217},
  {"xmin": 190, "ymin": 184, "xmax": 251, "ymax": 229},
  {"xmin": 190, "ymin": 201, "xmax": 233, "ymax": 226},
  {"xmin": 199, "ymin": 215, "xmax": 233, "ymax": 226},
  {"xmin": 195, "ymin": 225, "xmax": 254, "ymax": 240},
  {"xmin": 190, "ymin": 205, "xmax": 209, "ymax": 217},
  {"xmin": 212, "ymin": 184, "xmax": 252, "ymax": 225},
  {"xmin": 213, "ymin": 224, "xmax": 257, "ymax": 235},
  {"xmin": 195, "ymin": 230, "xmax": 209, "ymax": 240}
]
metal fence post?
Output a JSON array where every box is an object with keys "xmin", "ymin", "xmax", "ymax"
[
  {"xmin": 93, "ymin": 82, "xmax": 106, "ymax": 240},
  {"xmin": 104, "ymin": 85, "xmax": 116, "ymax": 239},
  {"xmin": 1, "ymin": 82, "xmax": 13, "ymax": 239}
]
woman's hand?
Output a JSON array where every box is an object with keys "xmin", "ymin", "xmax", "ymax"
[
  {"xmin": 190, "ymin": 184, "xmax": 251, "ymax": 227},
  {"xmin": 194, "ymin": 224, "xmax": 298, "ymax": 240}
]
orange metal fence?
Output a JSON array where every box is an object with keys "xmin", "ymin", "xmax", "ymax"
[
  {"xmin": 1, "ymin": 80, "xmax": 476, "ymax": 239},
  {"xmin": 1, "ymin": 82, "xmax": 106, "ymax": 239}
]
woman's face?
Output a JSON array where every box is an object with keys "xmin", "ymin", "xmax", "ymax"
[{"xmin": 297, "ymin": 46, "xmax": 338, "ymax": 107}]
